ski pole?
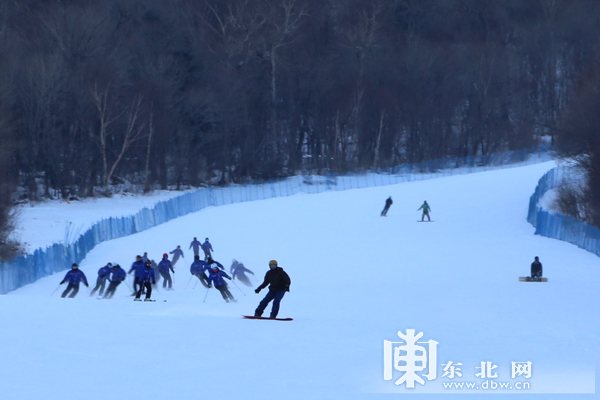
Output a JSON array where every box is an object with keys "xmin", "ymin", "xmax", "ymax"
[
  {"xmin": 230, "ymin": 279, "xmax": 246, "ymax": 296},
  {"xmin": 185, "ymin": 275, "xmax": 193, "ymax": 289},
  {"xmin": 193, "ymin": 278, "xmax": 199, "ymax": 290},
  {"xmin": 50, "ymin": 285, "xmax": 61, "ymax": 297},
  {"xmin": 202, "ymin": 286, "xmax": 210, "ymax": 303}
]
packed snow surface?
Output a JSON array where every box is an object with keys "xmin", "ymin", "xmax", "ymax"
[{"xmin": 2, "ymin": 161, "xmax": 598, "ymax": 399}]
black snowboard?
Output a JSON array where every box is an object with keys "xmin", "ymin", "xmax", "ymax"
[{"xmin": 242, "ymin": 315, "xmax": 293, "ymax": 321}]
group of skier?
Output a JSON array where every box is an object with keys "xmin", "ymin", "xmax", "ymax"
[
  {"xmin": 380, "ymin": 197, "xmax": 432, "ymax": 221},
  {"xmin": 56, "ymin": 236, "xmax": 292, "ymax": 318}
]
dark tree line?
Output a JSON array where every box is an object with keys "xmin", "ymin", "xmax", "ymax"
[{"xmin": 2, "ymin": 0, "xmax": 600, "ymax": 258}]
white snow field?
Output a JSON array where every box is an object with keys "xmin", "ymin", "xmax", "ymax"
[{"xmin": 2, "ymin": 161, "xmax": 598, "ymax": 400}]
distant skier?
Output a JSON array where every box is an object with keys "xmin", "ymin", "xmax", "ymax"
[
  {"xmin": 381, "ymin": 196, "xmax": 393, "ymax": 216},
  {"xmin": 128, "ymin": 255, "xmax": 145, "ymax": 295},
  {"xmin": 189, "ymin": 237, "xmax": 202, "ymax": 258},
  {"xmin": 158, "ymin": 253, "xmax": 175, "ymax": 290},
  {"xmin": 90, "ymin": 262, "xmax": 113, "ymax": 297},
  {"xmin": 233, "ymin": 262, "xmax": 255, "ymax": 287},
  {"xmin": 103, "ymin": 264, "xmax": 126, "ymax": 299},
  {"xmin": 59, "ymin": 263, "xmax": 89, "ymax": 298},
  {"xmin": 254, "ymin": 260, "xmax": 291, "ymax": 319},
  {"xmin": 134, "ymin": 260, "xmax": 156, "ymax": 301},
  {"xmin": 141, "ymin": 252, "xmax": 149, "ymax": 263},
  {"xmin": 207, "ymin": 263, "xmax": 236, "ymax": 303},
  {"xmin": 531, "ymin": 256, "xmax": 543, "ymax": 278},
  {"xmin": 418, "ymin": 201, "xmax": 431, "ymax": 221},
  {"xmin": 201, "ymin": 238, "xmax": 213, "ymax": 261},
  {"xmin": 230, "ymin": 259, "xmax": 239, "ymax": 274},
  {"xmin": 169, "ymin": 246, "xmax": 184, "ymax": 267},
  {"xmin": 190, "ymin": 255, "xmax": 210, "ymax": 288}
]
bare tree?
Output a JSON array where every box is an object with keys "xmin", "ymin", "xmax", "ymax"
[{"xmin": 91, "ymin": 84, "xmax": 146, "ymax": 195}]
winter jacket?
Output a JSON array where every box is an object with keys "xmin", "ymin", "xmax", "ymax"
[
  {"xmin": 170, "ymin": 248, "xmax": 184, "ymax": 260},
  {"xmin": 189, "ymin": 240, "xmax": 201, "ymax": 252},
  {"xmin": 385, "ymin": 197, "xmax": 393, "ymax": 206},
  {"xmin": 418, "ymin": 203, "xmax": 431, "ymax": 213},
  {"xmin": 190, "ymin": 260, "xmax": 208, "ymax": 275},
  {"xmin": 201, "ymin": 241, "xmax": 213, "ymax": 252},
  {"xmin": 207, "ymin": 269, "xmax": 231, "ymax": 287},
  {"xmin": 138, "ymin": 266, "xmax": 156, "ymax": 283},
  {"xmin": 256, "ymin": 267, "xmax": 291, "ymax": 292},
  {"xmin": 158, "ymin": 259, "xmax": 174, "ymax": 274},
  {"xmin": 109, "ymin": 267, "xmax": 127, "ymax": 282},
  {"xmin": 97, "ymin": 265, "xmax": 112, "ymax": 281},
  {"xmin": 128, "ymin": 260, "xmax": 145, "ymax": 277},
  {"xmin": 61, "ymin": 269, "xmax": 89, "ymax": 286},
  {"xmin": 233, "ymin": 265, "xmax": 254, "ymax": 280}
]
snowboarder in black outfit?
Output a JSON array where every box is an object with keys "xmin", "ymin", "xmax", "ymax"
[
  {"xmin": 254, "ymin": 260, "xmax": 291, "ymax": 319},
  {"xmin": 381, "ymin": 196, "xmax": 393, "ymax": 216},
  {"xmin": 531, "ymin": 256, "xmax": 543, "ymax": 278},
  {"xmin": 60, "ymin": 263, "xmax": 89, "ymax": 298}
]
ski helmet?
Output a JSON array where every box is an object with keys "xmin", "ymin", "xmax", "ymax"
[
  {"xmin": 106, "ymin": 262, "xmax": 113, "ymax": 267},
  {"xmin": 269, "ymin": 260, "xmax": 278, "ymax": 267},
  {"xmin": 145, "ymin": 260, "xmax": 152, "ymax": 266},
  {"xmin": 211, "ymin": 263, "xmax": 219, "ymax": 270},
  {"xmin": 72, "ymin": 263, "xmax": 78, "ymax": 269},
  {"xmin": 163, "ymin": 253, "xmax": 168, "ymax": 258}
]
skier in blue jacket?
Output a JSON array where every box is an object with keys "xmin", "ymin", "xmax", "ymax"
[
  {"xmin": 207, "ymin": 264, "xmax": 236, "ymax": 303},
  {"xmin": 103, "ymin": 264, "xmax": 126, "ymax": 299},
  {"xmin": 134, "ymin": 260, "xmax": 156, "ymax": 301},
  {"xmin": 128, "ymin": 255, "xmax": 145, "ymax": 295},
  {"xmin": 90, "ymin": 263, "xmax": 113, "ymax": 297},
  {"xmin": 232, "ymin": 263, "xmax": 255, "ymax": 287},
  {"xmin": 158, "ymin": 253, "xmax": 175, "ymax": 290},
  {"xmin": 190, "ymin": 255, "xmax": 210, "ymax": 288},
  {"xmin": 170, "ymin": 246, "xmax": 184, "ymax": 266},
  {"xmin": 60, "ymin": 263, "xmax": 89, "ymax": 298},
  {"xmin": 189, "ymin": 237, "xmax": 201, "ymax": 258},
  {"xmin": 201, "ymin": 238, "xmax": 213, "ymax": 261}
]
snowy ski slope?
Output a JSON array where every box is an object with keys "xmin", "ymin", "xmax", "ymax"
[{"xmin": 1, "ymin": 161, "xmax": 597, "ymax": 399}]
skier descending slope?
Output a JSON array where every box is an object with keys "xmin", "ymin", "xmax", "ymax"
[
  {"xmin": 254, "ymin": 260, "xmax": 291, "ymax": 319},
  {"xmin": 190, "ymin": 255, "xmax": 210, "ymax": 288},
  {"xmin": 232, "ymin": 263, "xmax": 255, "ymax": 287},
  {"xmin": 201, "ymin": 238, "xmax": 213, "ymax": 261},
  {"xmin": 189, "ymin": 237, "xmax": 201, "ymax": 258},
  {"xmin": 90, "ymin": 262, "xmax": 112, "ymax": 297},
  {"xmin": 103, "ymin": 264, "xmax": 126, "ymax": 299},
  {"xmin": 381, "ymin": 196, "xmax": 393, "ymax": 216},
  {"xmin": 169, "ymin": 246, "xmax": 185, "ymax": 267},
  {"xmin": 158, "ymin": 253, "xmax": 175, "ymax": 290},
  {"xmin": 207, "ymin": 264, "xmax": 236, "ymax": 303},
  {"xmin": 59, "ymin": 263, "xmax": 89, "ymax": 298},
  {"xmin": 134, "ymin": 260, "xmax": 156, "ymax": 301}
]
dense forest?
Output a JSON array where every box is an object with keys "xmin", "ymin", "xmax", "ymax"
[{"xmin": 2, "ymin": 0, "xmax": 600, "ymax": 258}]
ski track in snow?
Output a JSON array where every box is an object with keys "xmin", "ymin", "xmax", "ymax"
[{"xmin": 2, "ymin": 161, "xmax": 598, "ymax": 399}]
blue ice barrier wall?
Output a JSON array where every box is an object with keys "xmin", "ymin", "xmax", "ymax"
[
  {"xmin": 0, "ymin": 147, "xmax": 552, "ymax": 294},
  {"xmin": 527, "ymin": 166, "xmax": 600, "ymax": 257}
]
